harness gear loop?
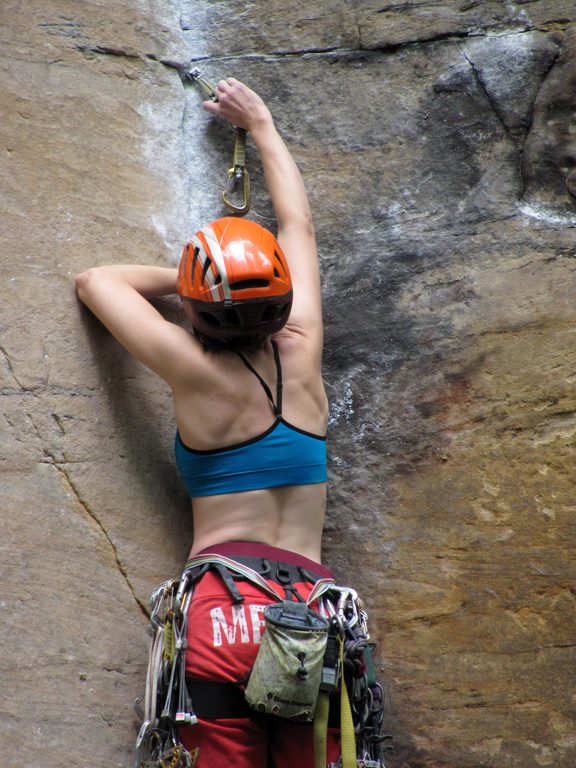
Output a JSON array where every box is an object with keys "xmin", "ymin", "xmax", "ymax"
[
  {"xmin": 319, "ymin": 588, "xmax": 391, "ymax": 767},
  {"xmin": 187, "ymin": 67, "xmax": 251, "ymax": 215}
]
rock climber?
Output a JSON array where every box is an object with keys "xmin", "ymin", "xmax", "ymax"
[{"xmin": 74, "ymin": 78, "xmax": 342, "ymax": 767}]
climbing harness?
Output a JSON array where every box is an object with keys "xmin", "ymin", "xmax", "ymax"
[
  {"xmin": 134, "ymin": 556, "xmax": 390, "ymax": 768},
  {"xmin": 187, "ymin": 68, "xmax": 251, "ymax": 215}
]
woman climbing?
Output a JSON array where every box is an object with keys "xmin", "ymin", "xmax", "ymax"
[{"xmin": 75, "ymin": 78, "xmax": 344, "ymax": 768}]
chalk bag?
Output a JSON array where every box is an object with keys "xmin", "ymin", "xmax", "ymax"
[{"xmin": 245, "ymin": 599, "xmax": 330, "ymax": 721}]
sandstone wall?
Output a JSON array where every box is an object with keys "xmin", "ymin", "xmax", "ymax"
[{"xmin": 1, "ymin": 2, "xmax": 575, "ymax": 767}]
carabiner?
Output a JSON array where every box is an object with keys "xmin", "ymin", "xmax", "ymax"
[
  {"xmin": 334, "ymin": 586, "xmax": 360, "ymax": 631},
  {"xmin": 222, "ymin": 127, "xmax": 251, "ymax": 215},
  {"xmin": 222, "ymin": 166, "xmax": 250, "ymax": 215},
  {"xmin": 188, "ymin": 67, "xmax": 218, "ymax": 102}
]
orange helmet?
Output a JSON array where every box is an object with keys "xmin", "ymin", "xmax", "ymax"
[{"xmin": 177, "ymin": 217, "xmax": 293, "ymax": 340}]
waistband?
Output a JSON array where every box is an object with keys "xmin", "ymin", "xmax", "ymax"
[{"xmin": 195, "ymin": 540, "xmax": 334, "ymax": 580}]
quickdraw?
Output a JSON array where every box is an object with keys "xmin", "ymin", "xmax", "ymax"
[
  {"xmin": 187, "ymin": 67, "xmax": 251, "ymax": 215},
  {"xmin": 135, "ymin": 561, "xmax": 390, "ymax": 768}
]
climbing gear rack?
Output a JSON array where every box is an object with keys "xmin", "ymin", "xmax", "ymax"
[
  {"xmin": 187, "ymin": 68, "xmax": 251, "ymax": 215},
  {"xmin": 135, "ymin": 560, "xmax": 391, "ymax": 768},
  {"xmin": 135, "ymin": 577, "xmax": 199, "ymax": 768},
  {"xmin": 320, "ymin": 586, "xmax": 392, "ymax": 768}
]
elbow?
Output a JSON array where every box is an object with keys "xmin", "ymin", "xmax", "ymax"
[
  {"xmin": 301, "ymin": 210, "xmax": 315, "ymax": 238},
  {"xmin": 279, "ymin": 209, "xmax": 315, "ymax": 240},
  {"xmin": 74, "ymin": 269, "xmax": 92, "ymax": 301},
  {"xmin": 74, "ymin": 269, "xmax": 89, "ymax": 290},
  {"xmin": 74, "ymin": 267, "xmax": 104, "ymax": 303}
]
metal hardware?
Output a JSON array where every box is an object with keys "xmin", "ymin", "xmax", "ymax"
[
  {"xmin": 222, "ymin": 128, "xmax": 251, "ymax": 214},
  {"xmin": 187, "ymin": 68, "xmax": 251, "ymax": 215},
  {"xmin": 187, "ymin": 67, "xmax": 218, "ymax": 102}
]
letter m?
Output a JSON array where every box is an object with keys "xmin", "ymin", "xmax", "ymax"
[{"xmin": 210, "ymin": 605, "xmax": 249, "ymax": 647}]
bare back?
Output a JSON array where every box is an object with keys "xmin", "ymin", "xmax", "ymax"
[{"xmin": 172, "ymin": 332, "xmax": 329, "ymax": 561}]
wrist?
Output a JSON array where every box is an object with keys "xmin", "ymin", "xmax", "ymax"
[{"xmin": 248, "ymin": 109, "xmax": 275, "ymax": 140}]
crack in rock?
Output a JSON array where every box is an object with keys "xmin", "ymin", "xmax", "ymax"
[
  {"xmin": 73, "ymin": 20, "xmax": 575, "ymax": 80},
  {"xmin": 75, "ymin": 43, "xmax": 143, "ymax": 61},
  {"xmin": 0, "ymin": 345, "xmax": 22, "ymax": 388},
  {"xmin": 519, "ymin": 49, "xmax": 562, "ymax": 196},
  {"xmin": 458, "ymin": 45, "xmax": 515, "ymax": 143},
  {"xmin": 48, "ymin": 457, "xmax": 150, "ymax": 621}
]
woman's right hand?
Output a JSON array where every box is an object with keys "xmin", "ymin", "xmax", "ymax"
[
  {"xmin": 203, "ymin": 77, "xmax": 323, "ymax": 350},
  {"xmin": 202, "ymin": 78, "xmax": 272, "ymax": 133}
]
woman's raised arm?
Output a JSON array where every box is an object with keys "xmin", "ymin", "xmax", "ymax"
[{"xmin": 203, "ymin": 79, "xmax": 322, "ymax": 351}]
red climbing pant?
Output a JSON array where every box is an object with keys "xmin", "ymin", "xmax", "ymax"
[{"xmin": 178, "ymin": 541, "xmax": 341, "ymax": 768}]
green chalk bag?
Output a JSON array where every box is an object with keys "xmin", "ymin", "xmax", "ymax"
[{"xmin": 245, "ymin": 600, "xmax": 330, "ymax": 721}]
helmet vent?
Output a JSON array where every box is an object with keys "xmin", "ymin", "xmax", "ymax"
[
  {"xmin": 191, "ymin": 246, "xmax": 200, "ymax": 282},
  {"xmin": 224, "ymin": 308, "xmax": 241, "ymax": 325},
  {"xmin": 261, "ymin": 305, "xmax": 274, "ymax": 322},
  {"xmin": 199, "ymin": 311, "xmax": 220, "ymax": 328},
  {"xmin": 230, "ymin": 279, "xmax": 269, "ymax": 290},
  {"xmin": 274, "ymin": 249, "xmax": 288, "ymax": 276},
  {"xmin": 201, "ymin": 256, "xmax": 212, "ymax": 286}
]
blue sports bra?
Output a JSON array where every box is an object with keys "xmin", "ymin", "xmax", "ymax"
[{"xmin": 175, "ymin": 341, "xmax": 327, "ymax": 497}]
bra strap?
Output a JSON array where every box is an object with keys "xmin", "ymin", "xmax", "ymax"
[
  {"xmin": 234, "ymin": 341, "xmax": 282, "ymax": 416},
  {"xmin": 271, "ymin": 340, "xmax": 283, "ymax": 414}
]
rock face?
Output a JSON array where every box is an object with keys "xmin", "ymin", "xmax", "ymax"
[{"xmin": 1, "ymin": 2, "xmax": 575, "ymax": 767}]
